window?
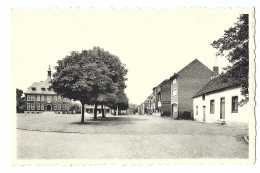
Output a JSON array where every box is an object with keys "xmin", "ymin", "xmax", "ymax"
[
  {"xmin": 41, "ymin": 104, "xmax": 44, "ymax": 110},
  {"xmin": 27, "ymin": 95, "xmax": 30, "ymax": 101},
  {"xmin": 232, "ymin": 96, "xmax": 238, "ymax": 113},
  {"xmin": 48, "ymin": 88, "xmax": 52, "ymax": 91},
  {"xmin": 58, "ymin": 104, "xmax": 61, "ymax": 110},
  {"xmin": 31, "ymin": 95, "xmax": 35, "ymax": 101},
  {"xmin": 210, "ymin": 100, "xmax": 215, "ymax": 114},
  {"xmin": 37, "ymin": 103, "xmax": 40, "ymax": 110},
  {"xmin": 41, "ymin": 95, "xmax": 45, "ymax": 101},
  {"xmin": 196, "ymin": 106, "xmax": 198, "ymax": 115},
  {"xmin": 53, "ymin": 104, "xmax": 57, "ymax": 110},
  {"xmin": 54, "ymin": 96, "xmax": 57, "ymax": 102},
  {"xmin": 32, "ymin": 87, "xmax": 36, "ymax": 91},
  {"xmin": 37, "ymin": 95, "xmax": 40, "ymax": 101},
  {"xmin": 172, "ymin": 78, "xmax": 177, "ymax": 84},
  {"xmin": 202, "ymin": 94, "xmax": 205, "ymax": 100},
  {"xmin": 31, "ymin": 103, "xmax": 35, "ymax": 110},
  {"xmin": 41, "ymin": 88, "xmax": 46, "ymax": 91},
  {"xmin": 58, "ymin": 96, "xmax": 61, "ymax": 102},
  {"xmin": 172, "ymin": 89, "xmax": 177, "ymax": 96},
  {"xmin": 63, "ymin": 98, "xmax": 66, "ymax": 102},
  {"xmin": 27, "ymin": 103, "xmax": 30, "ymax": 110},
  {"xmin": 63, "ymin": 104, "xmax": 66, "ymax": 110}
]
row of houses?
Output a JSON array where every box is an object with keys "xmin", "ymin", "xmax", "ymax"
[{"xmin": 137, "ymin": 59, "xmax": 249, "ymax": 125}]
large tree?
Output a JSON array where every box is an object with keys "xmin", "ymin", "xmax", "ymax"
[
  {"xmin": 211, "ymin": 14, "xmax": 249, "ymax": 104},
  {"xmin": 52, "ymin": 51, "xmax": 98, "ymax": 122},
  {"xmin": 52, "ymin": 47, "xmax": 127, "ymax": 122},
  {"xmin": 85, "ymin": 47, "xmax": 128, "ymax": 119}
]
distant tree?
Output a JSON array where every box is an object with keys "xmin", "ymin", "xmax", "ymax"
[
  {"xmin": 111, "ymin": 90, "xmax": 129, "ymax": 115},
  {"xmin": 16, "ymin": 88, "xmax": 25, "ymax": 113},
  {"xmin": 211, "ymin": 14, "xmax": 249, "ymax": 104}
]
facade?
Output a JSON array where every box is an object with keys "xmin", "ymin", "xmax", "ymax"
[
  {"xmin": 161, "ymin": 79, "xmax": 171, "ymax": 116},
  {"xmin": 85, "ymin": 105, "xmax": 110, "ymax": 114},
  {"xmin": 192, "ymin": 74, "xmax": 249, "ymax": 125},
  {"xmin": 24, "ymin": 66, "xmax": 71, "ymax": 114},
  {"xmin": 169, "ymin": 59, "xmax": 213, "ymax": 119},
  {"xmin": 153, "ymin": 79, "xmax": 168, "ymax": 115}
]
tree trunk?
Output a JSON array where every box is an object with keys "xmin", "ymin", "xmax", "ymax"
[
  {"xmin": 101, "ymin": 104, "xmax": 105, "ymax": 118},
  {"xmin": 81, "ymin": 103, "xmax": 85, "ymax": 123},
  {"xmin": 94, "ymin": 103, "xmax": 97, "ymax": 119}
]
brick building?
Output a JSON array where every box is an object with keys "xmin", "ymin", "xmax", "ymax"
[
  {"xmin": 24, "ymin": 66, "xmax": 71, "ymax": 114},
  {"xmin": 161, "ymin": 79, "xmax": 172, "ymax": 116},
  {"xmin": 169, "ymin": 59, "xmax": 213, "ymax": 119}
]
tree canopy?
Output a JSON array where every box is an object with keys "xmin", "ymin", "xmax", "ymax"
[
  {"xmin": 51, "ymin": 47, "xmax": 128, "ymax": 122},
  {"xmin": 16, "ymin": 88, "xmax": 25, "ymax": 113},
  {"xmin": 211, "ymin": 14, "xmax": 249, "ymax": 104}
]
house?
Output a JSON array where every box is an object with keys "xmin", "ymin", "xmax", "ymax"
[
  {"xmin": 152, "ymin": 79, "xmax": 168, "ymax": 115},
  {"xmin": 161, "ymin": 79, "xmax": 172, "ymax": 116},
  {"xmin": 169, "ymin": 59, "xmax": 213, "ymax": 119},
  {"xmin": 137, "ymin": 103, "xmax": 145, "ymax": 115},
  {"xmin": 192, "ymin": 73, "xmax": 249, "ymax": 125},
  {"xmin": 24, "ymin": 66, "xmax": 71, "ymax": 114}
]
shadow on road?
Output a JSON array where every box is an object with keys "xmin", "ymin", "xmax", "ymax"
[{"xmin": 71, "ymin": 116, "xmax": 146, "ymax": 126}]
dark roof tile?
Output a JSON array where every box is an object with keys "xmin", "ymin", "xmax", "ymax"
[{"xmin": 193, "ymin": 74, "xmax": 241, "ymax": 98}]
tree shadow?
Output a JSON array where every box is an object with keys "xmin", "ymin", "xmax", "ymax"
[{"xmin": 71, "ymin": 116, "xmax": 145, "ymax": 126}]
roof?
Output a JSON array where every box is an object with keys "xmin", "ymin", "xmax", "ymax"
[
  {"xmin": 170, "ymin": 59, "xmax": 212, "ymax": 80},
  {"xmin": 193, "ymin": 73, "xmax": 241, "ymax": 98},
  {"xmin": 24, "ymin": 77, "xmax": 57, "ymax": 95}
]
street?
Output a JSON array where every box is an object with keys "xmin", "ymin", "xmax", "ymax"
[{"xmin": 16, "ymin": 113, "xmax": 248, "ymax": 159}]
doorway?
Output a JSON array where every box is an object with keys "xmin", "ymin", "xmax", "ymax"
[
  {"xmin": 203, "ymin": 106, "xmax": 206, "ymax": 122},
  {"xmin": 220, "ymin": 98, "xmax": 225, "ymax": 119},
  {"xmin": 172, "ymin": 103, "xmax": 178, "ymax": 119},
  {"xmin": 46, "ymin": 105, "xmax": 52, "ymax": 111}
]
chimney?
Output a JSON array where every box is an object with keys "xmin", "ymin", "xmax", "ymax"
[
  {"xmin": 211, "ymin": 53, "xmax": 219, "ymax": 79},
  {"xmin": 211, "ymin": 66, "xmax": 219, "ymax": 79}
]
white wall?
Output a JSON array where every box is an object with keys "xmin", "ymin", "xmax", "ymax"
[{"xmin": 193, "ymin": 87, "xmax": 250, "ymax": 124}]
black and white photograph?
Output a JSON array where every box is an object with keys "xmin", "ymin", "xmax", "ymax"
[
  {"xmin": 0, "ymin": 1, "xmax": 258, "ymax": 170},
  {"xmin": 11, "ymin": 8, "xmax": 255, "ymax": 164}
]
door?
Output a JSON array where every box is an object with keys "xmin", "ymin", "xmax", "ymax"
[
  {"xmin": 47, "ymin": 105, "xmax": 52, "ymax": 111},
  {"xmin": 172, "ymin": 103, "xmax": 178, "ymax": 119},
  {"xmin": 220, "ymin": 98, "xmax": 225, "ymax": 119},
  {"xmin": 203, "ymin": 106, "xmax": 206, "ymax": 121}
]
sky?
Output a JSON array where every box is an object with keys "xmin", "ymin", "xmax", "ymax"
[{"xmin": 12, "ymin": 8, "xmax": 245, "ymax": 105}]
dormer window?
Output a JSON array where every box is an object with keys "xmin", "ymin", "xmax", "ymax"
[
  {"xmin": 32, "ymin": 87, "xmax": 36, "ymax": 91},
  {"xmin": 41, "ymin": 88, "xmax": 46, "ymax": 91}
]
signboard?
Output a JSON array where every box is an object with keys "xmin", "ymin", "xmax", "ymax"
[{"xmin": 162, "ymin": 101, "xmax": 171, "ymax": 104}]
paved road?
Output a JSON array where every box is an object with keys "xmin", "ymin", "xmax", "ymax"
[{"xmin": 16, "ymin": 113, "xmax": 248, "ymax": 159}]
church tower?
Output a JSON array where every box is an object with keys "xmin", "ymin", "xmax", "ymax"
[{"xmin": 46, "ymin": 65, "xmax": 52, "ymax": 82}]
